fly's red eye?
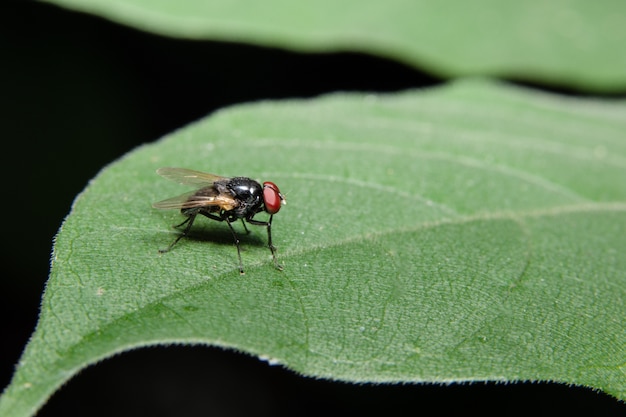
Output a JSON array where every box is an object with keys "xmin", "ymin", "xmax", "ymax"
[{"xmin": 263, "ymin": 181, "xmax": 283, "ymax": 214}]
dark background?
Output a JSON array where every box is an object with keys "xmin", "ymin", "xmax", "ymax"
[{"xmin": 1, "ymin": 1, "xmax": 624, "ymax": 416}]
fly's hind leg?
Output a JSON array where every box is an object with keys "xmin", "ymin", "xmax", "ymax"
[{"xmin": 159, "ymin": 213, "xmax": 197, "ymax": 254}]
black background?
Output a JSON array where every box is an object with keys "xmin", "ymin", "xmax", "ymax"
[{"xmin": 1, "ymin": 1, "xmax": 624, "ymax": 416}]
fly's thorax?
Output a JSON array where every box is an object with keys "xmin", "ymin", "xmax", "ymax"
[{"xmin": 226, "ymin": 177, "xmax": 264, "ymax": 216}]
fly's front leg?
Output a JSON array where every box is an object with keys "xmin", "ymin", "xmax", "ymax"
[{"xmin": 248, "ymin": 215, "xmax": 282, "ymax": 271}]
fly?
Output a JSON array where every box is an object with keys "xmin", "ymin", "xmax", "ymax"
[{"xmin": 153, "ymin": 167, "xmax": 285, "ymax": 274}]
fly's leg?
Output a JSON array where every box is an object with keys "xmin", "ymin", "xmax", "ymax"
[
  {"xmin": 159, "ymin": 213, "xmax": 196, "ymax": 253},
  {"xmin": 159, "ymin": 210, "xmax": 279, "ymax": 274},
  {"xmin": 248, "ymin": 215, "xmax": 283, "ymax": 271},
  {"xmin": 196, "ymin": 212, "xmax": 245, "ymax": 274},
  {"xmin": 241, "ymin": 219, "xmax": 250, "ymax": 234},
  {"xmin": 224, "ymin": 218, "xmax": 245, "ymax": 275}
]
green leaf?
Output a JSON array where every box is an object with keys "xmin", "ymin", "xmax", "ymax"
[
  {"xmin": 1, "ymin": 79, "xmax": 625, "ymax": 416},
  {"xmin": 42, "ymin": 0, "xmax": 626, "ymax": 91}
]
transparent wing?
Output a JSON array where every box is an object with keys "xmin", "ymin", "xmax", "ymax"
[
  {"xmin": 152, "ymin": 191, "xmax": 238, "ymax": 210},
  {"xmin": 155, "ymin": 167, "xmax": 229, "ymax": 186}
]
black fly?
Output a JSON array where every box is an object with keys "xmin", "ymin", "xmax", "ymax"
[{"xmin": 153, "ymin": 168, "xmax": 285, "ymax": 274}]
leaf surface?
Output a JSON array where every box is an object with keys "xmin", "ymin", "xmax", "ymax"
[{"xmin": 1, "ymin": 80, "xmax": 625, "ymax": 416}]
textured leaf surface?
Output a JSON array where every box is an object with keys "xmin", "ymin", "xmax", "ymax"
[
  {"xmin": 43, "ymin": 0, "xmax": 626, "ymax": 91},
  {"xmin": 1, "ymin": 80, "xmax": 625, "ymax": 416}
]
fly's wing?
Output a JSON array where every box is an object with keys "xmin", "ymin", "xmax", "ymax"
[
  {"xmin": 155, "ymin": 167, "xmax": 229, "ymax": 186},
  {"xmin": 152, "ymin": 190, "xmax": 238, "ymax": 210}
]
